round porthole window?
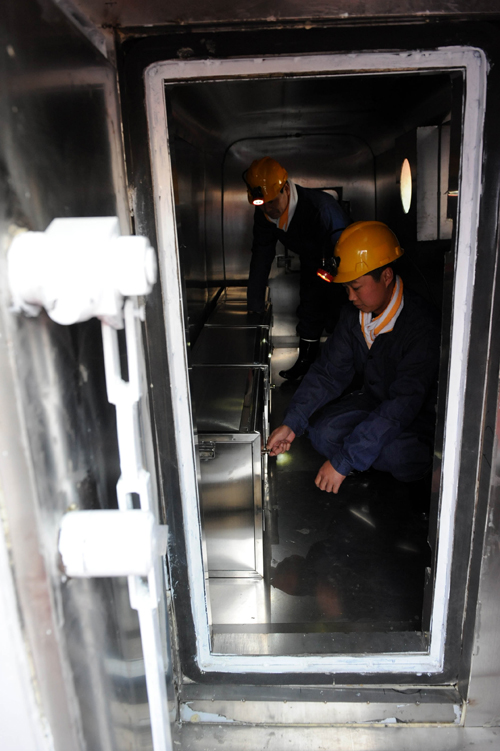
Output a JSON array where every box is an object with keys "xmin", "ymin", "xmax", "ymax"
[{"xmin": 400, "ymin": 158, "xmax": 412, "ymax": 214}]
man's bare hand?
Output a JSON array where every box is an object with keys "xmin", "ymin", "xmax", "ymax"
[
  {"xmin": 267, "ymin": 425, "xmax": 296, "ymax": 456},
  {"xmin": 315, "ymin": 460, "xmax": 346, "ymax": 494}
]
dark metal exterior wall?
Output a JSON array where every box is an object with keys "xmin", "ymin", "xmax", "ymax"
[{"xmin": 0, "ymin": 1, "xmax": 163, "ymax": 749}]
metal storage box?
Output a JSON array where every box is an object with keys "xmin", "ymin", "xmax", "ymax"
[
  {"xmin": 191, "ymin": 325, "xmax": 270, "ymax": 367},
  {"xmin": 206, "ymin": 299, "xmax": 272, "ymax": 328},
  {"xmin": 191, "ymin": 366, "xmax": 265, "ymax": 577}
]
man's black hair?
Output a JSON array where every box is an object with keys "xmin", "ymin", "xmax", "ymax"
[{"xmin": 367, "ymin": 260, "xmax": 399, "ymax": 281}]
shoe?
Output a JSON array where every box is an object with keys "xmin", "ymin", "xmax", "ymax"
[{"xmin": 279, "ymin": 338, "xmax": 320, "ymax": 380}]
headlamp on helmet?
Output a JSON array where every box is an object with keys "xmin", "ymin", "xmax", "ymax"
[
  {"xmin": 242, "ymin": 157, "xmax": 288, "ymax": 206},
  {"xmin": 317, "ymin": 256, "xmax": 340, "ymax": 283},
  {"xmin": 242, "ymin": 178, "xmax": 265, "ymax": 206}
]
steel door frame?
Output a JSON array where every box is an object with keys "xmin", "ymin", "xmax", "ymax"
[{"xmin": 145, "ymin": 47, "xmax": 486, "ymax": 676}]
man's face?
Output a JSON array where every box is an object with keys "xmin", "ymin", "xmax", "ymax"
[
  {"xmin": 343, "ymin": 268, "xmax": 394, "ymax": 317},
  {"xmin": 261, "ymin": 183, "xmax": 290, "ymax": 220}
]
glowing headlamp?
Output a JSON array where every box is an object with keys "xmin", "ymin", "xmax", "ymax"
[
  {"xmin": 242, "ymin": 169, "xmax": 266, "ymax": 206},
  {"xmin": 317, "ymin": 256, "xmax": 340, "ymax": 283},
  {"xmin": 248, "ymin": 184, "xmax": 265, "ymax": 206}
]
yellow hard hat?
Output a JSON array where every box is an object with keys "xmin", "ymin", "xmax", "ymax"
[
  {"xmin": 333, "ymin": 221, "xmax": 404, "ymax": 283},
  {"xmin": 243, "ymin": 157, "xmax": 288, "ymax": 205}
]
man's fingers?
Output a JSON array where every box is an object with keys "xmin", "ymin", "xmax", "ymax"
[
  {"xmin": 266, "ymin": 425, "xmax": 295, "ymax": 452},
  {"xmin": 267, "ymin": 428, "xmax": 287, "ymax": 450},
  {"xmin": 314, "ymin": 471, "xmax": 338, "ymax": 494},
  {"xmin": 268, "ymin": 438, "xmax": 292, "ymax": 456},
  {"xmin": 314, "ymin": 460, "xmax": 346, "ymax": 494},
  {"xmin": 315, "ymin": 472, "xmax": 327, "ymax": 491},
  {"xmin": 269, "ymin": 441, "xmax": 288, "ymax": 456}
]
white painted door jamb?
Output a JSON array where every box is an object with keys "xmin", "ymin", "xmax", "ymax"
[{"xmin": 145, "ymin": 46, "xmax": 486, "ymax": 676}]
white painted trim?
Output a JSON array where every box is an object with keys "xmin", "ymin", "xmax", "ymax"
[{"xmin": 145, "ymin": 47, "xmax": 486, "ymax": 674}]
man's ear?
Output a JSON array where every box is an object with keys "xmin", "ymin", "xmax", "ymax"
[{"xmin": 381, "ymin": 266, "xmax": 394, "ymax": 286}]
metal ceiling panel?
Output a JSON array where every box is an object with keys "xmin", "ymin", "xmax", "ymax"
[{"xmin": 71, "ymin": 0, "xmax": 500, "ymax": 29}]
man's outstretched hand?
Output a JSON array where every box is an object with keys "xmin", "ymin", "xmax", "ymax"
[
  {"xmin": 267, "ymin": 430, "xmax": 346, "ymax": 493},
  {"xmin": 315, "ymin": 460, "xmax": 346, "ymax": 494},
  {"xmin": 267, "ymin": 425, "xmax": 296, "ymax": 456}
]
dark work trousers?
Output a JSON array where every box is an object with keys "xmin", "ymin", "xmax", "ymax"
[
  {"xmin": 307, "ymin": 392, "xmax": 435, "ymax": 482},
  {"xmin": 296, "ymin": 260, "xmax": 347, "ymax": 340}
]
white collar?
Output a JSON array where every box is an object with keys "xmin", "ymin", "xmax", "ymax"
[{"xmin": 266, "ymin": 180, "xmax": 298, "ymax": 231}]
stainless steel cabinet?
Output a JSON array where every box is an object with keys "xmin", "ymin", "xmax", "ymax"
[
  {"xmin": 190, "ymin": 287, "xmax": 271, "ymax": 578},
  {"xmin": 191, "ymin": 325, "xmax": 270, "ymax": 367},
  {"xmin": 206, "ymin": 298, "xmax": 272, "ymax": 329},
  {"xmin": 198, "ymin": 433, "xmax": 263, "ymax": 577},
  {"xmin": 191, "ymin": 365, "xmax": 266, "ymax": 578}
]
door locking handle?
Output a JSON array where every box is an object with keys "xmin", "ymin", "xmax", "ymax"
[{"xmin": 198, "ymin": 441, "xmax": 216, "ymax": 460}]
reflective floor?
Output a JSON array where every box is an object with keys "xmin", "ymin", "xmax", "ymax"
[{"xmin": 209, "ymin": 347, "xmax": 431, "ymax": 655}]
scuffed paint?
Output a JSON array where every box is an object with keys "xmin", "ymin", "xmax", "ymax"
[{"xmin": 180, "ymin": 703, "xmax": 235, "ymax": 724}]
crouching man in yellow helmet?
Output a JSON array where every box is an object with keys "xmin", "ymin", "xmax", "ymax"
[
  {"xmin": 243, "ymin": 156, "xmax": 350, "ymax": 379},
  {"xmin": 266, "ymin": 221, "xmax": 440, "ymax": 493}
]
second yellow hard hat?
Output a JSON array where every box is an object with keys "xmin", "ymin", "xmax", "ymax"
[{"xmin": 333, "ymin": 221, "xmax": 404, "ymax": 283}]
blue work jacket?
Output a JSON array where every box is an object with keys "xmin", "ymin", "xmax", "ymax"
[
  {"xmin": 283, "ymin": 288, "xmax": 441, "ymax": 476},
  {"xmin": 247, "ymin": 184, "xmax": 349, "ymax": 312}
]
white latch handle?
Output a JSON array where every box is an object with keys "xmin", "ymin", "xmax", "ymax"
[
  {"xmin": 59, "ymin": 509, "xmax": 167, "ymax": 578},
  {"xmin": 8, "ymin": 217, "xmax": 157, "ymax": 328}
]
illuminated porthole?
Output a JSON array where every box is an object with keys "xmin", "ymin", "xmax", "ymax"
[{"xmin": 400, "ymin": 158, "xmax": 412, "ymax": 214}]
